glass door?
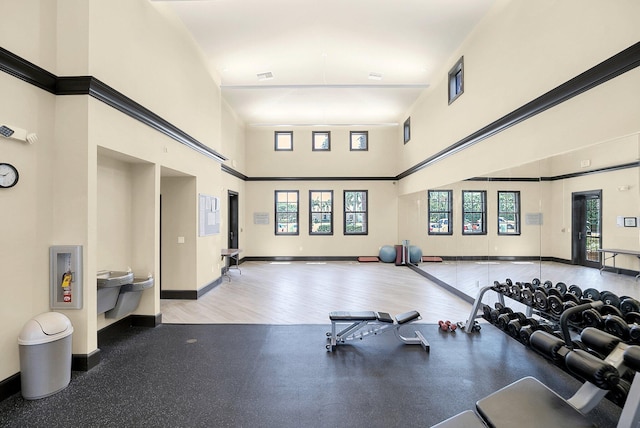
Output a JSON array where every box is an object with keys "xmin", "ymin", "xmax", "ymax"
[{"xmin": 572, "ymin": 190, "xmax": 602, "ymax": 268}]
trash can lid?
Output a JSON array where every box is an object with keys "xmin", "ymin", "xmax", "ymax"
[{"xmin": 18, "ymin": 312, "xmax": 74, "ymax": 345}]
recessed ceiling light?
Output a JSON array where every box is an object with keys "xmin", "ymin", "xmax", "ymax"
[
  {"xmin": 257, "ymin": 71, "xmax": 274, "ymax": 81},
  {"xmin": 368, "ymin": 72, "xmax": 383, "ymax": 81}
]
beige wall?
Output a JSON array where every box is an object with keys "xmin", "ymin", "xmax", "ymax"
[
  {"xmin": 245, "ymin": 126, "xmax": 398, "ymax": 178},
  {"xmin": 244, "ymin": 181, "xmax": 398, "ymax": 257},
  {"xmin": 1, "ymin": 0, "xmax": 639, "ymax": 386},
  {"xmin": 0, "ymin": 0, "xmax": 233, "ymax": 382}
]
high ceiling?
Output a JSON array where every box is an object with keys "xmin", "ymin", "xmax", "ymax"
[{"xmin": 151, "ymin": 0, "xmax": 496, "ymax": 126}]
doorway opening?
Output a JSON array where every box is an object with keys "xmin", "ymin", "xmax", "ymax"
[{"xmin": 571, "ymin": 190, "xmax": 602, "ymax": 268}]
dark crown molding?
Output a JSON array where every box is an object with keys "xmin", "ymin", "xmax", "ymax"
[
  {"xmin": 0, "ymin": 48, "xmax": 226, "ymax": 163},
  {"xmin": 397, "ymin": 41, "xmax": 640, "ymax": 180},
  {"xmin": 2, "ymin": 41, "xmax": 638, "ymax": 181}
]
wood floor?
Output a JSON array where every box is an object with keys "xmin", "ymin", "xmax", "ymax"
[
  {"xmin": 161, "ymin": 261, "xmax": 473, "ymax": 324},
  {"xmin": 160, "ymin": 260, "xmax": 639, "ymax": 325}
]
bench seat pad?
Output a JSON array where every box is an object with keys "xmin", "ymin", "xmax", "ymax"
[
  {"xmin": 329, "ymin": 311, "xmax": 377, "ymax": 321},
  {"xmin": 396, "ymin": 310, "xmax": 420, "ymax": 324},
  {"xmin": 476, "ymin": 377, "xmax": 594, "ymax": 428}
]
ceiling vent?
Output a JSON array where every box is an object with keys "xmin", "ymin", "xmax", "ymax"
[{"xmin": 257, "ymin": 71, "xmax": 274, "ymax": 81}]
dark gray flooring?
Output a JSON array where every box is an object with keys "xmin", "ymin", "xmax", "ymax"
[{"xmin": 0, "ymin": 323, "xmax": 621, "ymax": 427}]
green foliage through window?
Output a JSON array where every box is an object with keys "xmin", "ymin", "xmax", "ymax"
[
  {"xmin": 462, "ymin": 191, "xmax": 486, "ymax": 234},
  {"xmin": 344, "ymin": 191, "xmax": 368, "ymax": 234},
  {"xmin": 275, "ymin": 190, "xmax": 299, "ymax": 235},
  {"xmin": 428, "ymin": 190, "xmax": 452, "ymax": 235},
  {"xmin": 310, "ymin": 190, "xmax": 333, "ymax": 235},
  {"xmin": 498, "ymin": 191, "xmax": 521, "ymax": 235}
]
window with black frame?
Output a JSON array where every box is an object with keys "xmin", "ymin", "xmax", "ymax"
[
  {"xmin": 309, "ymin": 190, "xmax": 333, "ymax": 235},
  {"xmin": 275, "ymin": 190, "xmax": 299, "ymax": 235},
  {"xmin": 312, "ymin": 131, "xmax": 330, "ymax": 151},
  {"xmin": 462, "ymin": 190, "xmax": 486, "ymax": 234},
  {"xmin": 344, "ymin": 190, "xmax": 368, "ymax": 235},
  {"xmin": 349, "ymin": 131, "xmax": 368, "ymax": 151},
  {"xmin": 498, "ymin": 191, "xmax": 521, "ymax": 235},
  {"xmin": 428, "ymin": 190, "xmax": 453, "ymax": 235},
  {"xmin": 448, "ymin": 56, "xmax": 464, "ymax": 104},
  {"xmin": 274, "ymin": 131, "xmax": 293, "ymax": 151}
]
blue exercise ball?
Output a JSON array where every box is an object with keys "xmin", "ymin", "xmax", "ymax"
[
  {"xmin": 409, "ymin": 246, "xmax": 423, "ymax": 263},
  {"xmin": 378, "ymin": 245, "xmax": 396, "ymax": 263}
]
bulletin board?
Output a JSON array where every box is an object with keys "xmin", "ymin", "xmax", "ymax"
[{"xmin": 199, "ymin": 194, "xmax": 220, "ymax": 236}]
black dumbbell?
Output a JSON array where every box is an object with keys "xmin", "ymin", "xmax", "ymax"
[
  {"xmin": 626, "ymin": 312, "xmax": 640, "ymax": 325},
  {"xmin": 534, "ymin": 289, "xmax": 548, "ymax": 311},
  {"xmin": 497, "ymin": 312, "xmax": 526, "ymax": 331},
  {"xmin": 601, "ymin": 304, "xmax": 624, "ymax": 318},
  {"xmin": 629, "ymin": 325, "xmax": 640, "ymax": 344},
  {"xmin": 554, "ymin": 281, "xmax": 567, "ymax": 294},
  {"xmin": 563, "ymin": 293, "xmax": 580, "ymax": 305},
  {"xmin": 519, "ymin": 323, "xmax": 556, "ymax": 347},
  {"xmin": 507, "ymin": 317, "xmax": 538, "ymax": 339},
  {"xmin": 490, "ymin": 306, "xmax": 513, "ymax": 324},
  {"xmin": 621, "ymin": 298, "xmax": 640, "ymax": 315},
  {"xmin": 482, "ymin": 304, "xmax": 493, "ymax": 322},
  {"xmin": 604, "ymin": 315, "xmax": 631, "ymax": 341},
  {"xmin": 567, "ymin": 285, "xmax": 582, "ymax": 299},
  {"xmin": 548, "ymin": 294, "xmax": 564, "ymax": 316},
  {"xmin": 582, "ymin": 308, "xmax": 603, "ymax": 328},
  {"xmin": 600, "ymin": 291, "xmax": 621, "ymax": 308},
  {"xmin": 606, "ymin": 379, "xmax": 631, "ymax": 407},
  {"xmin": 583, "ymin": 288, "xmax": 601, "ymax": 301},
  {"xmin": 562, "ymin": 301, "xmax": 583, "ymax": 324},
  {"xmin": 521, "ymin": 286, "xmax": 535, "ymax": 306}
]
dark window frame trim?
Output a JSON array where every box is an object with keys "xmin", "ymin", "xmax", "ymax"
[
  {"xmin": 448, "ymin": 56, "xmax": 464, "ymax": 105},
  {"xmin": 274, "ymin": 131, "xmax": 294, "ymax": 151},
  {"xmin": 343, "ymin": 190, "xmax": 368, "ymax": 235},
  {"xmin": 309, "ymin": 190, "xmax": 334, "ymax": 235},
  {"xmin": 497, "ymin": 190, "xmax": 522, "ymax": 236},
  {"xmin": 349, "ymin": 131, "xmax": 369, "ymax": 151},
  {"xmin": 274, "ymin": 190, "xmax": 299, "ymax": 235},
  {"xmin": 462, "ymin": 190, "xmax": 487, "ymax": 235},
  {"xmin": 427, "ymin": 189, "xmax": 453, "ymax": 236},
  {"xmin": 403, "ymin": 117, "xmax": 411, "ymax": 144},
  {"xmin": 312, "ymin": 131, "xmax": 331, "ymax": 151}
]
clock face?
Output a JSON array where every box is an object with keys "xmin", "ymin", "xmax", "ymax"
[{"xmin": 0, "ymin": 163, "xmax": 19, "ymax": 188}]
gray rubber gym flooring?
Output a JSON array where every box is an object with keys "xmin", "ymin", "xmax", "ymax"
[{"xmin": 0, "ymin": 323, "xmax": 621, "ymax": 427}]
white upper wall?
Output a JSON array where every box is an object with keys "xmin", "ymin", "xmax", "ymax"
[{"xmin": 399, "ymin": 0, "xmax": 640, "ymax": 192}]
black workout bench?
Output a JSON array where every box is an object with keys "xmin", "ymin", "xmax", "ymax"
[
  {"xmin": 431, "ymin": 326, "xmax": 640, "ymax": 428},
  {"xmin": 326, "ymin": 310, "xmax": 429, "ymax": 352}
]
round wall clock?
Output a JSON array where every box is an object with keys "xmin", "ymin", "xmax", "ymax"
[{"xmin": 0, "ymin": 163, "xmax": 19, "ymax": 188}]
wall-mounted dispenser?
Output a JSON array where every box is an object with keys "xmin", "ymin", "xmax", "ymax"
[{"xmin": 50, "ymin": 246, "xmax": 83, "ymax": 310}]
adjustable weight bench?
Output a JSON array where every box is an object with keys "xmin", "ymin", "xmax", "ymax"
[
  {"xmin": 431, "ymin": 327, "xmax": 640, "ymax": 428},
  {"xmin": 326, "ymin": 310, "xmax": 429, "ymax": 352}
]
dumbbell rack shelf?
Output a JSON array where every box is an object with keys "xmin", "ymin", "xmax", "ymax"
[{"xmin": 463, "ymin": 284, "xmax": 575, "ymax": 335}]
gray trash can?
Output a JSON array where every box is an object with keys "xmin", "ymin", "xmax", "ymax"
[{"xmin": 18, "ymin": 312, "xmax": 74, "ymax": 400}]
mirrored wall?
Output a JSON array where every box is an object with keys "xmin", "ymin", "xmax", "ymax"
[{"xmin": 404, "ymin": 134, "xmax": 640, "ymax": 304}]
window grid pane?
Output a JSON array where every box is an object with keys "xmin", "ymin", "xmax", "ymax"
[
  {"xmin": 462, "ymin": 190, "xmax": 486, "ymax": 234},
  {"xmin": 275, "ymin": 191, "xmax": 299, "ymax": 235},
  {"xmin": 428, "ymin": 190, "xmax": 452, "ymax": 235},
  {"xmin": 498, "ymin": 191, "xmax": 521, "ymax": 235},
  {"xmin": 312, "ymin": 131, "xmax": 330, "ymax": 151},
  {"xmin": 349, "ymin": 131, "xmax": 368, "ymax": 151},
  {"xmin": 310, "ymin": 190, "xmax": 333, "ymax": 235},
  {"xmin": 344, "ymin": 191, "xmax": 368, "ymax": 235},
  {"xmin": 275, "ymin": 131, "xmax": 293, "ymax": 151}
]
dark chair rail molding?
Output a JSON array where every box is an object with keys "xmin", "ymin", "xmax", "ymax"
[
  {"xmin": 396, "ymin": 41, "xmax": 640, "ymax": 180},
  {"xmin": 2, "ymin": 42, "xmax": 639, "ymax": 180},
  {"xmin": 0, "ymin": 47, "xmax": 226, "ymax": 163}
]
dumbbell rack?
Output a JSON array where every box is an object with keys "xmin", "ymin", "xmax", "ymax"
[{"xmin": 462, "ymin": 281, "xmax": 573, "ymax": 335}]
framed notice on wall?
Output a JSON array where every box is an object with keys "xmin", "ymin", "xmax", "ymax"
[{"xmin": 199, "ymin": 194, "xmax": 220, "ymax": 236}]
